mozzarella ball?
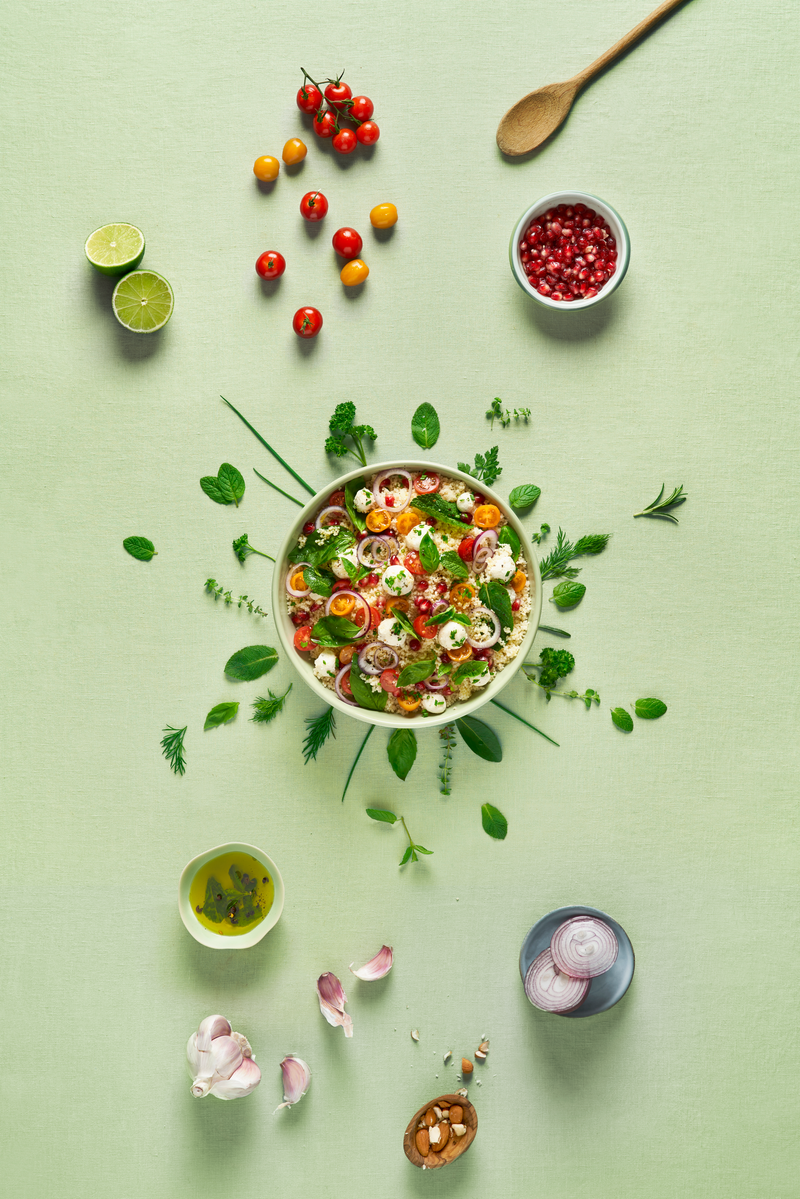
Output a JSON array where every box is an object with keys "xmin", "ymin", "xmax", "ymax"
[
  {"xmin": 438, "ymin": 620, "xmax": 468, "ymax": 650},
  {"xmin": 313, "ymin": 650, "xmax": 338, "ymax": 680},
  {"xmin": 331, "ymin": 547, "xmax": 359, "ymax": 579},
  {"xmin": 456, "ymin": 491, "xmax": 476, "ymax": 513},
  {"xmin": 383, "ymin": 565, "xmax": 414, "ymax": 595},
  {"xmin": 403, "ymin": 524, "xmax": 428, "ymax": 551},
  {"xmin": 422, "ymin": 693, "xmax": 448, "ymax": 714},
  {"xmin": 354, "ymin": 487, "xmax": 373, "ymax": 512},
  {"xmin": 485, "ymin": 551, "xmax": 516, "ymax": 582},
  {"xmin": 470, "ymin": 662, "xmax": 491, "ymax": 687},
  {"xmin": 377, "ymin": 617, "xmax": 408, "ymax": 649}
]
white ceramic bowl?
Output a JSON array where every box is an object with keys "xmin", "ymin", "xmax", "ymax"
[
  {"xmin": 272, "ymin": 459, "xmax": 542, "ymax": 730},
  {"xmin": 179, "ymin": 842, "xmax": 285, "ymax": 949},
  {"xmin": 509, "ymin": 190, "xmax": 630, "ymax": 311}
]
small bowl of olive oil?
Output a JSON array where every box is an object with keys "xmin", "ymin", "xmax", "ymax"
[{"xmin": 179, "ymin": 843, "xmax": 285, "ymax": 949}]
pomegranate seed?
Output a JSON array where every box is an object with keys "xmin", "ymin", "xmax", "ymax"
[
  {"xmin": 416, "ymin": 599, "xmax": 432, "ymax": 614},
  {"xmin": 303, "ymin": 521, "xmax": 315, "ymax": 534},
  {"xmin": 461, "ymin": 514, "xmax": 471, "ymax": 522},
  {"xmin": 290, "ymin": 612, "xmax": 305, "ymax": 626},
  {"xmin": 512, "ymin": 600, "xmax": 521, "ymax": 611},
  {"xmin": 409, "ymin": 638, "xmax": 421, "ymax": 651},
  {"xmin": 389, "ymin": 555, "xmax": 400, "ymax": 565},
  {"xmin": 356, "ymin": 530, "xmax": 367, "ymax": 540},
  {"xmin": 385, "ymin": 495, "xmax": 394, "ymax": 507},
  {"xmin": 365, "ymin": 573, "xmax": 378, "ymax": 587},
  {"xmin": 520, "ymin": 241, "xmax": 528, "ymax": 251},
  {"xmin": 437, "ymin": 582, "xmax": 448, "ymax": 594},
  {"xmin": 551, "ymin": 221, "xmax": 562, "ymax": 236},
  {"xmin": 538, "ymin": 284, "xmax": 551, "ymax": 295},
  {"xmin": 607, "ymin": 237, "xmax": 616, "ymax": 250},
  {"xmin": 426, "ymin": 516, "xmax": 437, "ymax": 525},
  {"xmin": 415, "ymin": 578, "xmax": 428, "ymax": 589},
  {"xmin": 521, "ymin": 251, "xmax": 531, "ymax": 264}
]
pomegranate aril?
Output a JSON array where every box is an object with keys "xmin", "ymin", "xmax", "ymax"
[
  {"xmin": 606, "ymin": 237, "xmax": 616, "ymax": 249},
  {"xmin": 538, "ymin": 284, "xmax": 551, "ymax": 295}
]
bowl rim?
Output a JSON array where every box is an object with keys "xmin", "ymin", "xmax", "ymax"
[
  {"xmin": 272, "ymin": 458, "xmax": 542, "ymax": 730},
  {"xmin": 509, "ymin": 190, "xmax": 630, "ymax": 311},
  {"xmin": 178, "ymin": 841, "xmax": 285, "ymax": 949}
]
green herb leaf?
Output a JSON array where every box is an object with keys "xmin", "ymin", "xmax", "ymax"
[
  {"xmin": 326, "ymin": 402, "xmax": 377, "ymax": 467},
  {"xmin": 498, "ymin": 525, "xmax": 521, "ymax": 558},
  {"xmin": 611, "ymin": 707, "xmax": 634, "ymax": 732},
  {"xmin": 289, "ymin": 527, "xmax": 355, "ymax": 568},
  {"xmin": 419, "ymin": 531, "xmax": 440, "ymax": 573},
  {"xmin": 160, "ymin": 725, "xmax": 187, "ymax": 775},
  {"xmin": 424, "ymin": 605, "xmax": 456, "ymax": 627},
  {"xmin": 311, "ymin": 615, "xmax": 362, "ymax": 646},
  {"xmin": 397, "ymin": 658, "xmax": 436, "ymax": 688},
  {"xmin": 635, "ymin": 697, "xmax": 668, "ymax": 719},
  {"xmin": 200, "ymin": 475, "xmax": 226, "ymax": 503},
  {"xmin": 478, "ymin": 581, "xmax": 514, "ymax": 643},
  {"xmin": 634, "ymin": 484, "xmax": 687, "ymax": 524},
  {"xmin": 303, "ymin": 707, "xmax": 336, "ymax": 762},
  {"xmin": 251, "ymin": 685, "xmax": 292, "ymax": 723},
  {"xmin": 341, "ymin": 556, "xmax": 369, "ymax": 583},
  {"xmin": 123, "ymin": 535, "xmax": 157, "ymax": 561},
  {"xmin": 366, "ymin": 807, "xmax": 398, "ymax": 824},
  {"xmin": 387, "ymin": 728, "xmax": 418, "ymax": 780},
  {"xmin": 456, "ymin": 715, "xmax": 503, "ymax": 762},
  {"xmin": 458, "ymin": 446, "xmax": 502, "ymax": 487},
  {"xmin": 399, "ymin": 844, "xmax": 413, "ymax": 865},
  {"xmin": 202, "ymin": 876, "xmax": 230, "ymax": 923},
  {"xmin": 451, "ymin": 661, "xmax": 489, "ymax": 686},
  {"xmin": 303, "ymin": 565, "xmax": 336, "ymax": 598},
  {"xmin": 348, "ymin": 655, "xmax": 388, "ymax": 711},
  {"xmin": 409, "ymin": 493, "xmax": 465, "ymax": 529},
  {"xmin": 202, "ymin": 463, "xmax": 245, "ymax": 507},
  {"xmin": 551, "ymin": 581, "xmax": 586, "ymax": 608},
  {"xmin": 204, "ymin": 701, "xmax": 240, "ymax": 730},
  {"xmin": 411, "ymin": 402, "xmax": 441, "ymax": 449},
  {"xmin": 344, "ymin": 476, "xmax": 368, "ymax": 533},
  {"xmin": 440, "ymin": 550, "xmax": 469, "ymax": 579},
  {"xmin": 481, "ymin": 802, "xmax": 508, "ymax": 840},
  {"xmin": 414, "ymin": 845, "xmax": 433, "ymax": 855},
  {"xmin": 509, "ymin": 484, "xmax": 541, "ymax": 511},
  {"xmin": 224, "ymin": 645, "xmax": 279, "ymax": 681},
  {"xmin": 539, "ymin": 529, "xmax": 609, "ymax": 581}
]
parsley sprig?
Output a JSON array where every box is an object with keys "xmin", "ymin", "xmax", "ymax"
[
  {"xmin": 458, "ymin": 445, "xmax": 502, "ymax": 487},
  {"xmin": 233, "ymin": 534, "xmax": 275, "ymax": 563},
  {"xmin": 523, "ymin": 649, "xmax": 600, "ymax": 708},
  {"xmin": 538, "ymin": 529, "xmax": 609, "ymax": 580},
  {"xmin": 325, "ymin": 402, "xmax": 377, "ymax": 466}
]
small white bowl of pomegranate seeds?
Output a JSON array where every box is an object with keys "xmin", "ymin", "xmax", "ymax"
[{"xmin": 510, "ymin": 190, "xmax": 630, "ymax": 308}]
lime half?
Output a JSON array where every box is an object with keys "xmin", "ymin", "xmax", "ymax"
[
  {"xmin": 85, "ymin": 223, "xmax": 145, "ymax": 276},
  {"xmin": 112, "ymin": 270, "xmax": 174, "ymax": 333}
]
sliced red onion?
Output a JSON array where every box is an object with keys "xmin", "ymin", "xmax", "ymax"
[
  {"xmin": 431, "ymin": 599, "xmax": 450, "ymax": 616},
  {"xmin": 357, "ymin": 534, "xmax": 391, "ymax": 565},
  {"xmin": 550, "ymin": 917, "xmax": 619, "ymax": 979},
  {"xmin": 372, "ymin": 469, "xmax": 412, "ymax": 513},
  {"xmin": 466, "ymin": 606, "xmax": 501, "ymax": 648},
  {"xmin": 316, "ymin": 505, "xmax": 351, "ymax": 530},
  {"xmin": 524, "ymin": 949, "xmax": 589, "ymax": 1013},
  {"xmin": 472, "ymin": 528, "xmax": 499, "ymax": 572},
  {"xmin": 286, "ymin": 563, "xmax": 312, "ymax": 598},
  {"xmin": 349, "ymin": 944, "xmax": 393, "ymax": 981},
  {"xmin": 358, "ymin": 642, "xmax": 398, "ymax": 674},
  {"xmin": 323, "ymin": 590, "xmax": 370, "ymax": 634},
  {"xmin": 424, "ymin": 676, "xmax": 449, "ymax": 691},
  {"xmin": 335, "ymin": 663, "xmax": 358, "ymax": 706}
]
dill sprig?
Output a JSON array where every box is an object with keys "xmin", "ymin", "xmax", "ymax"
[
  {"xmin": 251, "ymin": 685, "xmax": 292, "ymax": 724},
  {"xmin": 302, "ymin": 706, "xmax": 337, "ymax": 764},
  {"xmin": 634, "ymin": 483, "xmax": 687, "ymax": 524},
  {"xmin": 161, "ymin": 725, "xmax": 187, "ymax": 775},
  {"xmin": 439, "ymin": 723, "xmax": 456, "ymax": 795},
  {"xmin": 205, "ymin": 578, "xmax": 268, "ymax": 618},
  {"xmin": 538, "ymin": 529, "xmax": 610, "ymax": 581}
]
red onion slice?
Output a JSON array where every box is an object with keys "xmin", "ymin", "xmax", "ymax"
[
  {"xmin": 430, "ymin": 599, "xmax": 450, "ymax": 616},
  {"xmin": 423, "ymin": 676, "xmax": 449, "ymax": 691},
  {"xmin": 335, "ymin": 664, "xmax": 358, "ymax": 706},
  {"xmin": 524, "ymin": 949, "xmax": 589, "ymax": 1013},
  {"xmin": 358, "ymin": 642, "xmax": 398, "ymax": 675},
  {"xmin": 357, "ymin": 535, "xmax": 391, "ymax": 565},
  {"xmin": 472, "ymin": 528, "xmax": 499, "ymax": 573},
  {"xmin": 323, "ymin": 590, "xmax": 371, "ymax": 636},
  {"xmin": 286, "ymin": 563, "xmax": 312, "ymax": 598},
  {"xmin": 550, "ymin": 917, "xmax": 619, "ymax": 979},
  {"xmin": 466, "ymin": 606, "xmax": 501, "ymax": 648},
  {"xmin": 316, "ymin": 505, "xmax": 351, "ymax": 530},
  {"xmin": 372, "ymin": 470, "xmax": 412, "ymax": 513}
]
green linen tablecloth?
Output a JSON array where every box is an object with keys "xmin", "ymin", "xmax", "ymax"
[{"xmin": 2, "ymin": 2, "xmax": 798, "ymax": 1196}]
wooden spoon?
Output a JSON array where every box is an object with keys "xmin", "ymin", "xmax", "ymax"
[{"xmin": 496, "ymin": 0, "xmax": 688, "ymax": 155}]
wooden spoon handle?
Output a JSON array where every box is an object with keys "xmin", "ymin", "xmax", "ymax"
[{"xmin": 572, "ymin": 0, "xmax": 688, "ymax": 88}]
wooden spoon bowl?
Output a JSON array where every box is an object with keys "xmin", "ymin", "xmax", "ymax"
[{"xmin": 403, "ymin": 1093, "xmax": 478, "ymax": 1169}]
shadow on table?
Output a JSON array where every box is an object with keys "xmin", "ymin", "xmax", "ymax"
[
  {"xmin": 514, "ymin": 282, "xmax": 623, "ymax": 342},
  {"xmin": 168, "ymin": 911, "xmax": 289, "ymax": 993},
  {"xmin": 520, "ymin": 983, "xmax": 634, "ymax": 1087},
  {"xmin": 89, "ymin": 271, "xmax": 166, "ymax": 361}
]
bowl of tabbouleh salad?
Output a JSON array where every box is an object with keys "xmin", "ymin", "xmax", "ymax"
[{"xmin": 272, "ymin": 460, "xmax": 542, "ymax": 729}]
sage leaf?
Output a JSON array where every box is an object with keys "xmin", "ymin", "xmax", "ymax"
[
  {"xmin": 366, "ymin": 808, "xmax": 398, "ymax": 824},
  {"xmin": 611, "ymin": 707, "xmax": 634, "ymax": 732},
  {"xmin": 397, "ymin": 658, "xmax": 436, "ymax": 688},
  {"xmin": 399, "ymin": 845, "xmax": 413, "ymax": 865},
  {"xmin": 204, "ymin": 701, "xmax": 240, "ymax": 730},
  {"xmin": 411, "ymin": 402, "xmax": 441, "ymax": 449},
  {"xmin": 478, "ymin": 581, "xmax": 513, "ymax": 643},
  {"xmin": 419, "ymin": 531, "xmax": 440, "ymax": 574},
  {"xmin": 123, "ymin": 536, "xmax": 157, "ymax": 561},
  {"xmin": 348, "ymin": 655, "xmax": 388, "ymax": 711},
  {"xmin": 498, "ymin": 524, "xmax": 521, "ymax": 558},
  {"xmin": 344, "ymin": 476, "xmax": 368, "ymax": 533},
  {"xmin": 217, "ymin": 463, "xmax": 246, "ymax": 506},
  {"xmin": 635, "ymin": 697, "xmax": 668, "ymax": 719},
  {"xmin": 387, "ymin": 728, "xmax": 417, "ymax": 780},
  {"xmin": 509, "ymin": 484, "xmax": 541, "ymax": 511},
  {"xmin": 481, "ymin": 802, "xmax": 508, "ymax": 840},
  {"xmin": 551, "ymin": 581, "xmax": 586, "ymax": 608},
  {"xmin": 224, "ymin": 645, "xmax": 279, "ymax": 681},
  {"xmin": 456, "ymin": 716, "xmax": 503, "ymax": 762},
  {"xmin": 440, "ymin": 550, "xmax": 468, "ymax": 579}
]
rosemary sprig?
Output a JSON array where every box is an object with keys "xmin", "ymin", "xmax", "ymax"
[
  {"xmin": 538, "ymin": 529, "xmax": 610, "ymax": 581},
  {"xmin": 634, "ymin": 483, "xmax": 687, "ymax": 524},
  {"xmin": 251, "ymin": 685, "xmax": 292, "ymax": 723},
  {"xmin": 204, "ymin": 578, "xmax": 268, "ymax": 618},
  {"xmin": 220, "ymin": 396, "xmax": 316, "ymax": 495},
  {"xmin": 233, "ymin": 534, "xmax": 275, "ymax": 563},
  {"xmin": 342, "ymin": 725, "xmax": 375, "ymax": 802},
  {"xmin": 161, "ymin": 725, "xmax": 187, "ymax": 775},
  {"xmin": 439, "ymin": 723, "xmax": 456, "ymax": 795},
  {"xmin": 302, "ymin": 707, "xmax": 337, "ymax": 764},
  {"xmin": 253, "ymin": 469, "xmax": 304, "ymax": 507}
]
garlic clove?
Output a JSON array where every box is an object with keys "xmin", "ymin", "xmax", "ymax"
[
  {"xmin": 316, "ymin": 972, "xmax": 353, "ymax": 1038},
  {"xmin": 349, "ymin": 945, "xmax": 394, "ymax": 981},
  {"xmin": 196, "ymin": 1014, "xmax": 231, "ymax": 1053},
  {"xmin": 209, "ymin": 1056, "xmax": 261, "ymax": 1100},
  {"xmin": 230, "ymin": 1030, "xmax": 253, "ymax": 1058},
  {"xmin": 207, "ymin": 1034, "xmax": 244, "ymax": 1081},
  {"xmin": 274, "ymin": 1054, "xmax": 311, "ymax": 1113}
]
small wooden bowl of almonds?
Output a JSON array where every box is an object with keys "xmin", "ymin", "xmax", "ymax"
[{"xmin": 403, "ymin": 1093, "xmax": 478, "ymax": 1169}]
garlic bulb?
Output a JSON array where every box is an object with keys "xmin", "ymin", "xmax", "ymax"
[{"xmin": 186, "ymin": 1014, "xmax": 261, "ymax": 1100}]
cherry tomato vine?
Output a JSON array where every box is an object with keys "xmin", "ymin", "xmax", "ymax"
[{"xmin": 297, "ymin": 69, "xmax": 381, "ymax": 152}]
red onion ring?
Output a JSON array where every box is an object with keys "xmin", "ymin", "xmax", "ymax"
[
  {"xmin": 424, "ymin": 676, "xmax": 449, "ymax": 691},
  {"xmin": 286, "ymin": 563, "xmax": 312, "ymax": 598},
  {"xmin": 524, "ymin": 949, "xmax": 589, "ymax": 1013},
  {"xmin": 335, "ymin": 664, "xmax": 358, "ymax": 706},
  {"xmin": 472, "ymin": 528, "xmax": 499, "ymax": 573},
  {"xmin": 323, "ymin": 590, "xmax": 370, "ymax": 637},
  {"xmin": 430, "ymin": 599, "xmax": 449, "ymax": 616},
  {"xmin": 550, "ymin": 917, "xmax": 619, "ymax": 979},
  {"xmin": 466, "ymin": 606, "xmax": 501, "ymax": 649},
  {"xmin": 358, "ymin": 642, "xmax": 398, "ymax": 675},
  {"xmin": 316, "ymin": 505, "xmax": 351, "ymax": 530},
  {"xmin": 372, "ymin": 470, "xmax": 412, "ymax": 513},
  {"xmin": 357, "ymin": 535, "xmax": 391, "ymax": 565}
]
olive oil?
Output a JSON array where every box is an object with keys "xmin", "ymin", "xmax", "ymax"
[{"xmin": 189, "ymin": 851, "xmax": 274, "ymax": 937}]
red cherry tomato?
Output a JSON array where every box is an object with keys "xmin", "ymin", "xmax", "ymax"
[
  {"xmin": 332, "ymin": 128, "xmax": 358, "ymax": 155},
  {"xmin": 300, "ymin": 191, "xmax": 328, "ymax": 221},
  {"xmin": 414, "ymin": 614, "xmax": 437, "ymax": 640},
  {"xmin": 293, "ymin": 306, "xmax": 323, "ymax": 338},
  {"xmin": 296, "ymin": 83, "xmax": 323, "ymax": 114},
  {"xmin": 324, "ymin": 80, "xmax": 352, "ymax": 111},
  {"xmin": 380, "ymin": 668, "xmax": 401, "ymax": 695},
  {"xmin": 255, "ymin": 251, "xmax": 286, "ymax": 280},
  {"xmin": 356, "ymin": 121, "xmax": 380, "ymax": 146},
  {"xmin": 339, "ymin": 669, "xmax": 353, "ymax": 697},
  {"xmin": 313, "ymin": 110, "xmax": 337, "ymax": 139},
  {"xmin": 332, "ymin": 227, "xmax": 363, "ymax": 258},
  {"xmin": 414, "ymin": 472, "xmax": 440, "ymax": 495},
  {"xmin": 293, "ymin": 625, "xmax": 313, "ymax": 651},
  {"xmin": 332, "ymin": 579, "xmax": 352, "ymax": 592},
  {"xmin": 457, "ymin": 537, "xmax": 475, "ymax": 562},
  {"xmin": 403, "ymin": 552, "xmax": 425, "ymax": 576},
  {"xmin": 328, "ymin": 489, "xmax": 346, "ymax": 505},
  {"xmin": 349, "ymin": 95, "xmax": 374, "ymax": 121}
]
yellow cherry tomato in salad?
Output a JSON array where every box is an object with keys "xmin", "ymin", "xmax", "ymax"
[
  {"xmin": 370, "ymin": 203, "xmax": 398, "ymax": 228},
  {"xmin": 253, "ymin": 155, "xmax": 280, "ymax": 181},
  {"xmin": 290, "ymin": 569, "xmax": 307, "ymax": 592},
  {"xmin": 329, "ymin": 594, "xmax": 356, "ymax": 618},
  {"xmin": 446, "ymin": 644, "xmax": 474, "ymax": 663},
  {"xmin": 397, "ymin": 693, "xmax": 422, "ymax": 712},
  {"xmin": 450, "ymin": 582, "xmax": 477, "ymax": 610},
  {"xmin": 282, "ymin": 138, "xmax": 307, "ymax": 164},
  {"xmin": 385, "ymin": 596, "xmax": 411, "ymax": 615},
  {"xmin": 340, "ymin": 258, "xmax": 369, "ymax": 286},
  {"xmin": 473, "ymin": 503, "xmax": 501, "ymax": 529},
  {"xmin": 366, "ymin": 508, "xmax": 391, "ymax": 533},
  {"xmin": 511, "ymin": 570, "xmax": 527, "ymax": 595},
  {"xmin": 396, "ymin": 510, "xmax": 424, "ymax": 536}
]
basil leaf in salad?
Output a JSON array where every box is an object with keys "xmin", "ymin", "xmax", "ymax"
[
  {"xmin": 424, "ymin": 606, "xmax": 470, "ymax": 628},
  {"xmin": 302, "ymin": 565, "xmax": 337, "ymax": 598},
  {"xmin": 419, "ymin": 531, "xmax": 440, "ymax": 573},
  {"xmin": 477, "ymin": 581, "xmax": 514, "ymax": 644},
  {"xmin": 387, "ymin": 728, "xmax": 417, "ymax": 780},
  {"xmin": 341, "ymin": 556, "xmax": 369, "ymax": 583},
  {"xmin": 348, "ymin": 655, "xmax": 388, "ymax": 711},
  {"xmin": 344, "ymin": 476, "xmax": 368, "ymax": 533},
  {"xmin": 410, "ymin": 493, "xmax": 465, "ymax": 529},
  {"xmin": 498, "ymin": 524, "xmax": 521, "ymax": 559},
  {"xmin": 411, "ymin": 402, "xmax": 441, "ymax": 449},
  {"xmin": 440, "ymin": 550, "xmax": 468, "ymax": 579},
  {"xmin": 387, "ymin": 605, "xmax": 417, "ymax": 638},
  {"xmin": 551, "ymin": 581, "xmax": 585, "ymax": 608},
  {"xmin": 397, "ymin": 658, "xmax": 436, "ymax": 688},
  {"xmin": 450, "ymin": 660, "xmax": 489, "ymax": 686},
  {"xmin": 435, "ymin": 660, "xmax": 454, "ymax": 677},
  {"xmin": 509, "ymin": 484, "xmax": 541, "ymax": 511},
  {"xmin": 456, "ymin": 715, "xmax": 503, "ymax": 762},
  {"xmin": 288, "ymin": 527, "xmax": 355, "ymax": 568},
  {"xmin": 310, "ymin": 615, "xmax": 362, "ymax": 646}
]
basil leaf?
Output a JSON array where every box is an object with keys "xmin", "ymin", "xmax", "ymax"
[
  {"xmin": 478, "ymin": 581, "xmax": 514, "ymax": 644},
  {"xmin": 123, "ymin": 536, "xmax": 157, "ymax": 561},
  {"xmin": 509, "ymin": 484, "xmax": 541, "ymax": 511},
  {"xmin": 424, "ymin": 605, "xmax": 454, "ymax": 627},
  {"xmin": 451, "ymin": 661, "xmax": 489, "ymax": 685},
  {"xmin": 303, "ymin": 565, "xmax": 336, "ymax": 597},
  {"xmin": 366, "ymin": 808, "xmax": 398, "ymax": 824},
  {"xmin": 481, "ymin": 802, "xmax": 508, "ymax": 839},
  {"xmin": 216, "ymin": 463, "xmax": 246, "ymax": 506},
  {"xmin": 204, "ymin": 701, "xmax": 240, "ymax": 730},
  {"xmin": 440, "ymin": 550, "xmax": 468, "ymax": 579},
  {"xmin": 635, "ymin": 697, "xmax": 668, "ymax": 719},
  {"xmin": 224, "ymin": 645, "xmax": 279, "ymax": 681},
  {"xmin": 551, "ymin": 581, "xmax": 585, "ymax": 608},
  {"xmin": 348, "ymin": 655, "xmax": 388, "ymax": 711},
  {"xmin": 311, "ymin": 615, "xmax": 362, "ymax": 645},
  {"xmin": 419, "ymin": 531, "xmax": 440, "ymax": 573},
  {"xmin": 409, "ymin": 493, "xmax": 465, "ymax": 529},
  {"xmin": 345, "ymin": 476, "xmax": 368, "ymax": 533},
  {"xmin": 202, "ymin": 877, "xmax": 230, "ymax": 922},
  {"xmin": 499, "ymin": 525, "xmax": 521, "ymax": 559},
  {"xmin": 397, "ymin": 658, "xmax": 436, "ymax": 688},
  {"xmin": 456, "ymin": 715, "xmax": 503, "ymax": 762},
  {"xmin": 341, "ymin": 556, "xmax": 368, "ymax": 583},
  {"xmin": 200, "ymin": 475, "xmax": 227, "ymax": 504},
  {"xmin": 387, "ymin": 728, "xmax": 417, "ymax": 780},
  {"xmin": 411, "ymin": 402, "xmax": 440, "ymax": 449},
  {"xmin": 611, "ymin": 707, "xmax": 634, "ymax": 732},
  {"xmin": 388, "ymin": 606, "xmax": 417, "ymax": 638},
  {"xmin": 399, "ymin": 844, "xmax": 413, "ymax": 866},
  {"xmin": 289, "ymin": 527, "xmax": 354, "ymax": 568},
  {"xmin": 436, "ymin": 660, "xmax": 454, "ymax": 677}
]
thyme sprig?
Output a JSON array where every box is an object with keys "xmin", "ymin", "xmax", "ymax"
[
  {"xmin": 204, "ymin": 578, "xmax": 268, "ymax": 618},
  {"xmin": 161, "ymin": 725, "xmax": 187, "ymax": 775},
  {"xmin": 486, "ymin": 397, "xmax": 531, "ymax": 429},
  {"xmin": 302, "ymin": 707, "xmax": 337, "ymax": 763},
  {"xmin": 634, "ymin": 483, "xmax": 687, "ymax": 524},
  {"xmin": 538, "ymin": 529, "xmax": 609, "ymax": 580},
  {"xmin": 439, "ymin": 723, "xmax": 456, "ymax": 795}
]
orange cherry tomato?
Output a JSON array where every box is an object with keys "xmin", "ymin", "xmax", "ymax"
[
  {"xmin": 450, "ymin": 582, "xmax": 476, "ymax": 610},
  {"xmin": 253, "ymin": 155, "xmax": 279, "ymax": 181},
  {"xmin": 413, "ymin": 471, "xmax": 440, "ymax": 495},
  {"xmin": 380, "ymin": 668, "xmax": 401, "ymax": 695},
  {"xmin": 511, "ymin": 570, "xmax": 527, "ymax": 595},
  {"xmin": 282, "ymin": 137, "xmax": 307, "ymax": 165},
  {"xmin": 340, "ymin": 258, "xmax": 370, "ymax": 286},
  {"xmin": 403, "ymin": 552, "xmax": 425, "ymax": 576},
  {"xmin": 397, "ymin": 694, "xmax": 422, "ymax": 713},
  {"xmin": 414, "ymin": 614, "xmax": 437, "ymax": 640},
  {"xmin": 366, "ymin": 509, "xmax": 391, "ymax": 533},
  {"xmin": 329, "ymin": 594, "xmax": 355, "ymax": 618},
  {"xmin": 396, "ymin": 510, "xmax": 424, "ymax": 536},
  {"xmin": 385, "ymin": 596, "xmax": 411, "ymax": 615},
  {"xmin": 291, "ymin": 569, "xmax": 308, "ymax": 592},
  {"xmin": 473, "ymin": 504, "xmax": 501, "ymax": 529},
  {"xmin": 446, "ymin": 644, "xmax": 474, "ymax": 663},
  {"xmin": 370, "ymin": 203, "xmax": 398, "ymax": 229},
  {"xmin": 293, "ymin": 625, "xmax": 313, "ymax": 651}
]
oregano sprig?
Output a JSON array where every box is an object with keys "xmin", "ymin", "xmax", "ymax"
[{"xmin": 486, "ymin": 398, "xmax": 531, "ymax": 429}]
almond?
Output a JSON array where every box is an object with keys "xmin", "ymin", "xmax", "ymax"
[
  {"xmin": 461, "ymin": 1057, "xmax": 473, "ymax": 1074},
  {"xmin": 423, "ymin": 1107, "xmax": 437, "ymax": 1127},
  {"xmin": 449, "ymin": 1104, "xmax": 463, "ymax": 1124},
  {"xmin": 429, "ymin": 1123, "xmax": 450, "ymax": 1153},
  {"xmin": 415, "ymin": 1128, "xmax": 430, "ymax": 1157}
]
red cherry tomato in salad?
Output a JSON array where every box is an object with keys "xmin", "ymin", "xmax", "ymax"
[
  {"xmin": 349, "ymin": 95, "xmax": 374, "ymax": 121},
  {"xmin": 380, "ymin": 668, "xmax": 401, "ymax": 695},
  {"xmin": 297, "ymin": 83, "xmax": 323, "ymax": 114},
  {"xmin": 403, "ymin": 552, "xmax": 425, "ymax": 576},
  {"xmin": 300, "ymin": 191, "xmax": 328, "ymax": 221},
  {"xmin": 324, "ymin": 80, "xmax": 352, "ymax": 111},
  {"xmin": 328, "ymin": 489, "xmax": 346, "ymax": 505},
  {"xmin": 339, "ymin": 669, "xmax": 353, "ymax": 697},
  {"xmin": 332, "ymin": 579, "xmax": 352, "ymax": 592},
  {"xmin": 255, "ymin": 251, "xmax": 286, "ymax": 280},
  {"xmin": 332, "ymin": 128, "xmax": 358, "ymax": 155},
  {"xmin": 414, "ymin": 614, "xmax": 437, "ymax": 640},
  {"xmin": 414, "ymin": 472, "xmax": 440, "ymax": 495},
  {"xmin": 293, "ymin": 306, "xmax": 323, "ymax": 338},
  {"xmin": 458, "ymin": 537, "xmax": 475, "ymax": 562},
  {"xmin": 313, "ymin": 111, "xmax": 337, "ymax": 138},
  {"xmin": 294, "ymin": 625, "xmax": 313, "ymax": 651},
  {"xmin": 332, "ymin": 227, "xmax": 363, "ymax": 258},
  {"xmin": 356, "ymin": 121, "xmax": 380, "ymax": 146}
]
